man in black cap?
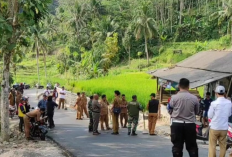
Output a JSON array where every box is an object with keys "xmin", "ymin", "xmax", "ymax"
[
  {"xmin": 146, "ymin": 93, "xmax": 159, "ymax": 135},
  {"xmin": 127, "ymin": 95, "xmax": 142, "ymax": 136}
]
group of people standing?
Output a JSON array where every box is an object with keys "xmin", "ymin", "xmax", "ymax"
[
  {"xmin": 9, "ymin": 85, "xmax": 67, "ymax": 140},
  {"xmin": 168, "ymin": 78, "xmax": 232, "ymax": 157},
  {"xmin": 75, "ymin": 90, "xmax": 161, "ymax": 136},
  {"xmin": 9, "ymin": 88, "xmax": 28, "ymax": 111}
]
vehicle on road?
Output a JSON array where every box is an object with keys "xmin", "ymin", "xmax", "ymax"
[
  {"xmin": 46, "ymin": 83, "xmax": 52, "ymax": 89},
  {"xmin": 36, "ymin": 83, "xmax": 44, "ymax": 89},
  {"xmin": 24, "ymin": 84, "xmax": 30, "ymax": 89},
  {"xmin": 196, "ymin": 119, "xmax": 232, "ymax": 150},
  {"xmin": 12, "ymin": 83, "xmax": 19, "ymax": 90},
  {"xmin": 30, "ymin": 116, "xmax": 48, "ymax": 141}
]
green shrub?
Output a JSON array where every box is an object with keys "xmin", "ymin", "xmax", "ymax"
[{"xmin": 219, "ymin": 35, "xmax": 231, "ymax": 46}]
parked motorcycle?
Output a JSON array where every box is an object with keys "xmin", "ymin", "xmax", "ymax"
[
  {"xmin": 196, "ymin": 119, "xmax": 232, "ymax": 150},
  {"xmin": 196, "ymin": 121, "xmax": 209, "ymax": 142},
  {"xmin": 30, "ymin": 116, "xmax": 48, "ymax": 141},
  {"xmin": 9, "ymin": 105, "xmax": 16, "ymax": 119}
]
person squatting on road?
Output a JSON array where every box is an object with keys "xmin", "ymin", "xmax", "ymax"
[
  {"xmin": 46, "ymin": 96, "xmax": 58, "ymax": 129},
  {"xmin": 208, "ymin": 86, "xmax": 232, "ymax": 157},
  {"xmin": 147, "ymin": 93, "xmax": 159, "ymax": 136},
  {"xmin": 80, "ymin": 92, "xmax": 89, "ymax": 118},
  {"xmin": 23, "ymin": 108, "xmax": 45, "ymax": 140},
  {"xmin": 58, "ymin": 86, "xmax": 66, "ymax": 109},
  {"xmin": 88, "ymin": 96, "xmax": 94, "ymax": 132},
  {"xmin": 92, "ymin": 94, "xmax": 101, "ymax": 135},
  {"xmin": 100, "ymin": 95, "xmax": 111, "ymax": 131},
  {"xmin": 111, "ymin": 90, "xmax": 122, "ymax": 135},
  {"xmin": 169, "ymin": 78, "xmax": 199, "ymax": 157},
  {"xmin": 75, "ymin": 92, "xmax": 82, "ymax": 120},
  {"xmin": 120, "ymin": 94, "xmax": 128, "ymax": 128},
  {"xmin": 127, "ymin": 95, "xmax": 142, "ymax": 136},
  {"xmin": 18, "ymin": 98, "xmax": 26, "ymax": 132}
]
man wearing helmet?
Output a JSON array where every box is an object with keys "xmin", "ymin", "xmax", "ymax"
[{"xmin": 23, "ymin": 108, "xmax": 45, "ymax": 140}]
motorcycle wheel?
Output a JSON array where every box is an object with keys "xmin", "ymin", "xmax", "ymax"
[{"xmin": 40, "ymin": 133, "xmax": 46, "ymax": 141}]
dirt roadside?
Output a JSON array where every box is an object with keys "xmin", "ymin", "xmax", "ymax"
[{"xmin": 0, "ymin": 120, "xmax": 70, "ymax": 157}]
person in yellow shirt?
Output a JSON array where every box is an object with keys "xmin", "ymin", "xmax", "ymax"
[
  {"xmin": 18, "ymin": 98, "xmax": 26, "ymax": 132},
  {"xmin": 100, "ymin": 95, "xmax": 111, "ymax": 131}
]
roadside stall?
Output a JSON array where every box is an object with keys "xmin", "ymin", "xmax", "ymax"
[{"xmin": 148, "ymin": 50, "xmax": 232, "ymax": 118}]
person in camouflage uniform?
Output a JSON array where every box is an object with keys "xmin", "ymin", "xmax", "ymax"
[
  {"xmin": 127, "ymin": 95, "xmax": 142, "ymax": 136},
  {"xmin": 88, "ymin": 96, "xmax": 94, "ymax": 132}
]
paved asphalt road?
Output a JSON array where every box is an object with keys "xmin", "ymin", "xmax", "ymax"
[{"xmin": 24, "ymin": 89, "xmax": 229, "ymax": 157}]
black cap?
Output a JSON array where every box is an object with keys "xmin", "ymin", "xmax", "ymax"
[
  {"xmin": 150, "ymin": 93, "xmax": 156, "ymax": 97},
  {"xmin": 132, "ymin": 95, "xmax": 137, "ymax": 99}
]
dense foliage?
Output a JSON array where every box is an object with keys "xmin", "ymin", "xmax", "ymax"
[
  {"xmin": 32, "ymin": 0, "xmax": 231, "ymax": 79},
  {"xmin": 1, "ymin": 0, "xmax": 232, "ymax": 81}
]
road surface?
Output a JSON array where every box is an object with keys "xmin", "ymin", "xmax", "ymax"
[{"xmin": 24, "ymin": 89, "xmax": 228, "ymax": 157}]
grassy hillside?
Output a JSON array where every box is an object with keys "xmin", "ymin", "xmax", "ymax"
[
  {"xmin": 14, "ymin": 36, "xmax": 231, "ymax": 102},
  {"xmin": 71, "ymin": 73, "xmax": 156, "ymax": 106}
]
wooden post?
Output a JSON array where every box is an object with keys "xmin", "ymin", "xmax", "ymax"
[
  {"xmin": 156, "ymin": 77, "xmax": 159, "ymax": 93},
  {"xmin": 158, "ymin": 85, "xmax": 163, "ymax": 119},
  {"xmin": 227, "ymin": 77, "xmax": 232, "ymax": 97}
]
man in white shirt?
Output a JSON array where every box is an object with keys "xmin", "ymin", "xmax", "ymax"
[
  {"xmin": 208, "ymin": 85, "xmax": 232, "ymax": 157},
  {"xmin": 44, "ymin": 87, "xmax": 50, "ymax": 96},
  {"xmin": 58, "ymin": 86, "xmax": 66, "ymax": 109}
]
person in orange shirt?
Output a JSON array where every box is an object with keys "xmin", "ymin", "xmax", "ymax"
[
  {"xmin": 74, "ymin": 92, "xmax": 82, "ymax": 120},
  {"xmin": 9, "ymin": 89, "xmax": 15, "ymax": 106},
  {"xmin": 111, "ymin": 90, "xmax": 121, "ymax": 135},
  {"xmin": 80, "ymin": 92, "xmax": 89, "ymax": 118},
  {"xmin": 120, "ymin": 94, "xmax": 128, "ymax": 128},
  {"xmin": 100, "ymin": 95, "xmax": 111, "ymax": 131}
]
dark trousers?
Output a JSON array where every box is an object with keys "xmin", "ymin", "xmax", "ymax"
[
  {"xmin": 19, "ymin": 117, "xmax": 24, "ymax": 132},
  {"xmin": 47, "ymin": 113, "xmax": 54, "ymax": 128},
  {"xmin": 89, "ymin": 111, "xmax": 93, "ymax": 131},
  {"xmin": 171, "ymin": 122, "xmax": 198, "ymax": 157},
  {"xmin": 42, "ymin": 112, "xmax": 48, "ymax": 123}
]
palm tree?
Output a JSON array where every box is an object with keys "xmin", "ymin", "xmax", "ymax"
[
  {"xmin": 68, "ymin": 2, "xmax": 88, "ymax": 41},
  {"xmin": 122, "ymin": 26, "xmax": 133, "ymax": 65},
  {"xmin": 31, "ymin": 25, "xmax": 49, "ymax": 84},
  {"xmin": 134, "ymin": 1, "xmax": 158, "ymax": 65},
  {"xmin": 211, "ymin": 0, "xmax": 232, "ymax": 43},
  {"xmin": 221, "ymin": 0, "xmax": 232, "ymax": 43},
  {"xmin": 11, "ymin": 52, "xmax": 23, "ymax": 83}
]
